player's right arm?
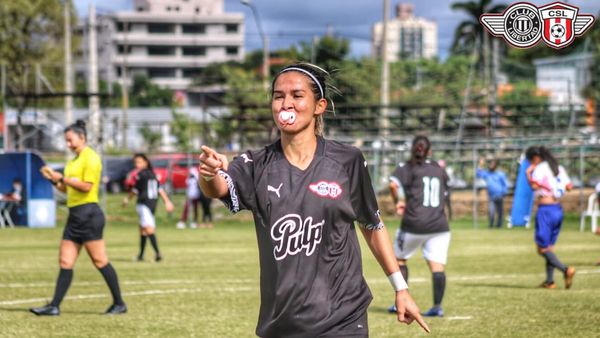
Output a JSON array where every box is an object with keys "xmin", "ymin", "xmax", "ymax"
[
  {"xmin": 389, "ymin": 166, "xmax": 406, "ymax": 217},
  {"xmin": 198, "ymin": 145, "xmax": 229, "ymax": 199}
]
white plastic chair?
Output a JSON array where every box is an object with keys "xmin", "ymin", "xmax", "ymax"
[{"xmin": 580, "ymin": 193, "xmax": 599, "ymax": 232}]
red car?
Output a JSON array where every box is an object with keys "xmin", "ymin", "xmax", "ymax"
[{"xmin": 126, "ymin": 153, "xmax": 200, "ymax": 194}]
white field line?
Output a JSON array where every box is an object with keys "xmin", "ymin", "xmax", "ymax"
[
  {"xmin": 446, "ymin": 316, "xmax": 473, "ymax": 320},
  {"xmin": 0, "ymin": 286, "xmax": 252, "ymax": 306},
  {"xmin": 368, "ymin": 269, "xmax": 600, "ymax": 285},
  {"xmin": 0, "ymin": 278, "xmax": 255, "ymax": 288},
  {"xmin": 2, "ymin": 269, "xmax": 599, "ymax": 306}
]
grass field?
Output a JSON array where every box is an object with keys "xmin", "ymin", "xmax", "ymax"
[{"xmin": 1, "ymin": 194, "xmax": 599, "ymax": 337}]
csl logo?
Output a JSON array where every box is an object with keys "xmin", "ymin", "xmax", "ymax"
[
  {"xmin": 308, "ymin": 181, "xmax": 343, "ymax": 199},
  {"xmin": 480, "ymin": 1, "xmax": 594, "ymax": 49}
]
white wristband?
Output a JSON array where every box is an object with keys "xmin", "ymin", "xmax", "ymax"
[{"xmin": 388, "ymin": 271, "xmax": 408, "ymax": 291}]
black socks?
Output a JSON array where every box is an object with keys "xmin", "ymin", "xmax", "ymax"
[
  {"xmin": 148, "ymin": 234, "xmax": 160, "ymax": 255},
  {"xmin": 50, "ymin": 268, "xmax": 73, "ymax": 307},
  {"xmin": 139, "ymin": 235, "xmax": 147, "ymax": 258},
  {"xmin": 546, "ymin": 260, "xmax": 554, "ymax": 283},
  {"xmin": 541, "ymin": 251, "xmax": 567, "ymax": 283},
  {"xmin": 98, "ymin": 263, "xmax": 125, "ymax": 306},
  {"xmin": 542, "ymin": 251, "xmax": 567, "ymax": 272},
  {"xmin": 432, "ymin": 272, "xmax": 446, "ymax": 307}
]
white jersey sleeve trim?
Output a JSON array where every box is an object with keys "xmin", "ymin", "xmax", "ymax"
[{"xmin": 218, "ymin": 169, "xmax": 240, "ymax": 213}]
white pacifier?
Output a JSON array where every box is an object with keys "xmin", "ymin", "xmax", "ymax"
[{"xmin": 278, "ymin": 110, "xmax": 297, "ymax": 125}]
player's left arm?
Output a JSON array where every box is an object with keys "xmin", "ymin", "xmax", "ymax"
[
  {"xmin": 359, "ymin": 226, "xmax": 430, "ymax": 333},
  {"xmin": 159, "ymin": 188, "xmax": 174, "ymax": 212},
  {"xmin": 122, "ymin": 190, "xmax": 136, "ymax": 207}
]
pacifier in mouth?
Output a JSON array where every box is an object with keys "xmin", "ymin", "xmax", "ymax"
[{"xmin": 278, "ymin": 110, "xmax": 297, "ymax": 125}]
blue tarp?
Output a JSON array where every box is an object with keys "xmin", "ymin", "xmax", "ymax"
[
  {"xmin": 0, "ymin": 152, "xmax": 55, "ymax": 227},
  {"xmin": 510, "ymin": 158, "xmax": 534, "ymax": 227}
]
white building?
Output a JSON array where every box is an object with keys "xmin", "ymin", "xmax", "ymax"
[
  {"xmin": 372, "ymin": 3, "xmax": 437, "ymax": 61},
  {"xmin": 76, "ymin": 0, "xmax": 244, "ymax": 103},
  {"xmin": 534, "ymin": 52, "xmax": 593, "ymax": 107}
]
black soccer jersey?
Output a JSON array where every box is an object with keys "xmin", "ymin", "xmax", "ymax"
[
  {"xmin": 219, "ymin": 137, "xmax": 381, "ymax": 337},
  {"xmin": 133, "ymin": 168, "xmax": 160, "ymax": 213},
  {"xmin": 390, "ymin": 160, "xmax": 449, "ymax": 234}
]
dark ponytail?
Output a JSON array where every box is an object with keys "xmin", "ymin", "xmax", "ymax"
[
  {"xmin": 525, "ymin": 146, "xmax": 540, "ymax": 162},
  {"xmin": 539, "ymin": 146, "xmax": 559, "ymax": 176},
  {"xmin": 64, "ymin": 119, "xmax": 87, "ymax": 140}
]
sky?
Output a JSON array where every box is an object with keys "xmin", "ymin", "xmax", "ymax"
[{"xmin": 74, "ymin": 0, "xmax": 600, "ymax": 60}]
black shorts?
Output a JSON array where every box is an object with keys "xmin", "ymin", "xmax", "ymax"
[{"xmin": 62, "ymin": 203, "xmax": 105, "ymax": 244}]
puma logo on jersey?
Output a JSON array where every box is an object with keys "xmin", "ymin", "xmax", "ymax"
[
  {"xmin": 308, "ymin": 181, "xmax": 343, "ymax": 199},
  {"xmin": 271, "ymin": 214, "xmax": 324, "ymax": 261},
  {"xmin": 240, "ymin": 154, "xmax": 253, "ymax": 163},
  {"xmin": 268, "ymin": 183, "xmax": 283, "ymax": 198}
]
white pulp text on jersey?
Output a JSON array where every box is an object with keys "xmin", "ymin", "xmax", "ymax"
[
  {"xmin": 308, "ymin": 181, "xmax": 343, "ymax": 199},
  {"xmin": 271, "ymin": 214, "xmax": 324, "ymax": 261}
]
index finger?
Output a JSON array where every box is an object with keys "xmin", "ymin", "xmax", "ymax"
[
  {"xmin": 413, "ymin": 312, "xmax": 430, "ymax": 333},
  {"xmin": 201, "ymin": 145, "xmax": 217, "ymax": 157}
]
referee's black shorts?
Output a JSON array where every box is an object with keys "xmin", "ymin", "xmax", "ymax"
[{"xmin": 62, "ymin": 203, "xmax": 105, "ymax": 244}]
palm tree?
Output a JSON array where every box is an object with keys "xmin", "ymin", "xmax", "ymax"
[{"xmin": 451, "ymin": 0, "xmax": 507, "ymax": 55}]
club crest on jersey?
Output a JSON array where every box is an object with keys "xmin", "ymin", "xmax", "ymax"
[
  {"xmin": 271, "ymin": 214, "xmax": 324, "ymax": 261},
  {"xmin": 308, "ymin": 181, "xmax": 343, "ymax": 199},
  {"xmin": 480, "ymin": 2, "xmax": 594, "ymax": 49}
]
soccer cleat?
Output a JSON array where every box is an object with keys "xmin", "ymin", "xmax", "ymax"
[
  {"xmin": 155, "ymin": 254, "xmax": 162, "ymax": 262},
  {"xmin": 387, "ymin": 304, "xmax": 397, "ymax": 313},
  {"xmin": 176, "ymin": 221, "xmax": 186, "ymax": 229},
  {"xmin": 190, "ymin": 222, "xmax": 198, "ymax": 229},
  {"xmin": 422, "ymin": 306, "xmax": 444, "ymax": 317},
  {"xmin": 105, "ymin": 303, "xmax": 127, "ymax": 315},
  {"xmin": 135, "ymin": 256, "xmax": 144, "ymax": 262},
  {"xmin": 564, "ymin": 267, "xmax": 576, "ymax": 289},
  {"xmin": 30, "ymin": 304, "xmax": 60, "ymax": 316},
  {"xmin": 539, "ymin": 281, "xmax": 557, "ymax": 289}
]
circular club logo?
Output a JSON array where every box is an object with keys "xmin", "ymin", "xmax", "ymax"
[
  {"xmin": 308, "ymin": 181, "xmax": 343, "ymax": 199},
  {"xmin": 503, "ymin": 3, "xmax": 542, "ymax": 48}
]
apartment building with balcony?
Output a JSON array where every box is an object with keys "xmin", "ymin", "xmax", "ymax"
[
  {"xmin": 76, "ymin": 0, "xmax": 244, "ymax": 104},
  {"xmin": 372, "ymin": 3, "xmax": 437, "ymax": 61}
]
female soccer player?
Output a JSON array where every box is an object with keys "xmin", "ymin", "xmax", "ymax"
[
  {"xmin": 32, "ymin": 120, "xmax": 127, "ymax": 315},
  {"xmin": 123, "ymin": 153, "xmax": 174, "ymax": 261},
  {"xmin": 199, "ymin": 63, "xmax": 429, "ymax": 337},
  {"xmin": 388, "ymin": 135, "xmax": 450, "ymax": 317},
  {"xmin": 526, "ymin": 146, "xmax": 575, "ymax": 289}
]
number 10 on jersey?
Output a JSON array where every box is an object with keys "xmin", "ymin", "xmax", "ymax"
[{"xmin": 422, "ymin": 177, "xmax": 440, "ymax": 208}]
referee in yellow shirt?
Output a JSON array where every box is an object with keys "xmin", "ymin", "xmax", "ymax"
[{"xmin": 31, "ymin": 120, "xmax": 127, "ymax": 316}]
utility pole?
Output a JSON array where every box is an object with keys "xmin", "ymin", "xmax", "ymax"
[
  {"xmin": 121, "ymin": 21, "xmax": 129, "ymax": 149},
  {"xmin": 1, "ymin": 64, "xmax": 6, "ymax": 150},
  {"xmin": 64, "ymin": 1, "xmax": 73, "ymax": 158},
  {"xmin": 88, "ymin": 4, "xmax": 101, "ymax": 149},
  {"xmin": 379, "ymin": 0, "xmax": 391, "ymax": 187},
  {"xmin": 489, "ymin": 38, "xmax": 499, "ymax": 138},
  {"xmin": 64, "ymin": 1, "xmax": 73, "ymax": 128},
  {"xmin": 241, "ymin": 0, "xmax": 269, "ymax": 87}
]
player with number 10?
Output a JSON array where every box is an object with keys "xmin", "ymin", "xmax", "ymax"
[{"xmin": 389, "ymin": 135, "xmax": 451, "ymax": 317}]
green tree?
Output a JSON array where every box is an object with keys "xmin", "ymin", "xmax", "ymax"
[
  {"xmin": 0, "ymin": 0, "xmax": 77, "ymax": 149},
  {"xmin": 451, "ymin": 0, "xmax": 507, "ymax": 53},
  {"xmin": 170, "ymin": 109, "xmax": 198, "ymax": 152},
  {"xmin": 129, "ymin": 75, "xmax": 172, "ymax": 107},
  {"xmin": 497, "ymin": 81, "xmax": 548, "ymax": 106},
  {"xmin": 139, "ymin": 122, "xmax": 162, "ymax": 152}
]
